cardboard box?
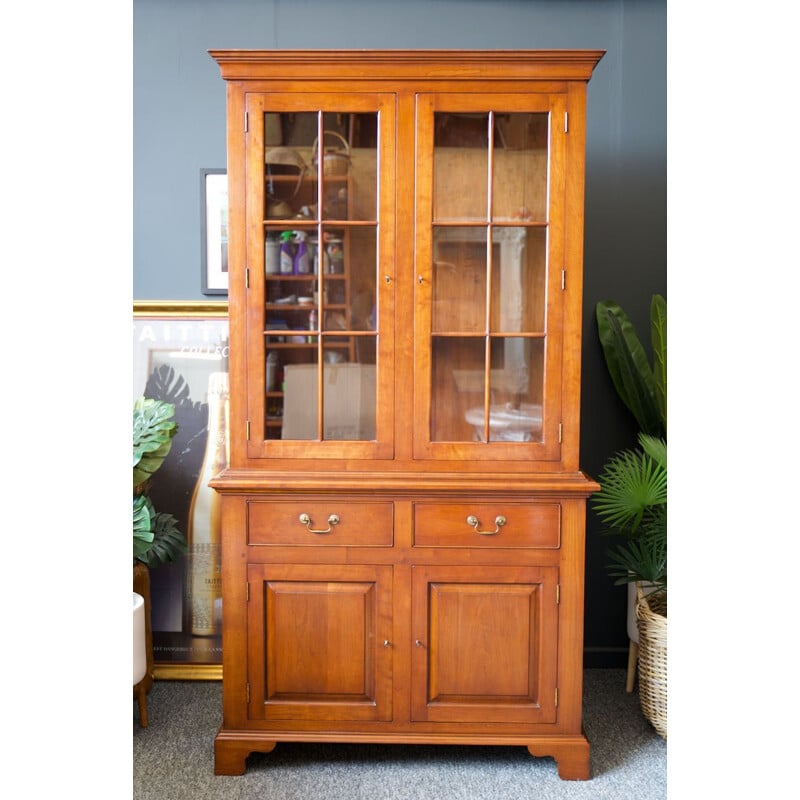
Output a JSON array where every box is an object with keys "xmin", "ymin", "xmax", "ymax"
[{"xmin": 281, "ymin": 363, "xmax": 376, "ymax": 441}]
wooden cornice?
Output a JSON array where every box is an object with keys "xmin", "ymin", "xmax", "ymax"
[{"xmin": 209, "ymin": 49, "xmax": 605, "ymax": 83}]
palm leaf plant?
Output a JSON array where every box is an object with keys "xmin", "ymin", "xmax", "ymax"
[
  {"xmin": 596, "ymin": 295, "xmax": 666, "ymax": 439},
  {"xmin": 133, "ymin": 397, "xmax": 187, "ymax": 566},
  {"xmin": 593, "ymin": 432, "xmax": 667, "ymax": 598},
  {"xmin": 593, "ymin": 295, "xmax": 667, "ymax": 602}
]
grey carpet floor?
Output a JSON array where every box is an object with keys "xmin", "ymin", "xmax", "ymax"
[{"xmin": 133, "ymin": 669, "xmax": 665, "ymax": 799}]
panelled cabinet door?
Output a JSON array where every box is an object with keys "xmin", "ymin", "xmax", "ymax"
[
  {"xmin": 244, "ymin": 93, "xmax": 396, "ymax": 460},
  {"xmin": 413, "ymin": 94, "xmax": 567, "ymax": 462},
  {"xmin": 247, "ymin": 563, "xmax": 393, "ymax": 722},
  {"xmin": 410, "ymin": 564, "xmax": 559, "ymax": 724}
]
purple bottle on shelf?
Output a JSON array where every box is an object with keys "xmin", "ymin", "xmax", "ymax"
[
  {"xmin": 279, "ymin": 231, "xmax": 294, "ymax": 274},
  {"xmin": 293, "ymin": 231, "xmax": 310, "ymax": 274}
]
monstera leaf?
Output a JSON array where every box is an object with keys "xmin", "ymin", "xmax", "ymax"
[
  {"xmin": 133, "ymin": 494, "xmax": 156, "ymax": 559},
  {"xmin": 133, "ymin": 397, "xmax": 177, "ymax": 488},
  {"xmin": 136, "ymin": 507, "xmax": 186, "ymax": 567},
  {"xmin": 133, "ymin": 397, "xmax": 185, "ymax": 565}
]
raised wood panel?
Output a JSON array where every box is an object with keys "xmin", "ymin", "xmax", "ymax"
[
  {"xmin": 247, "ymin": 563, "xmax": 393, "ymax": 722},
  {"xmin": 410, "ymin": 565, "xmax": 558, "ymax": 723}
]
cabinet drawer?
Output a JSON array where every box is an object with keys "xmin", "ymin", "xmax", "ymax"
[
  {"xmin": 413, "ymin": 502, "xmax": 560, "ymax": 548},
  {"xmin": 247, "ymin": 500, "xmax": 393, "ymax": 546}
]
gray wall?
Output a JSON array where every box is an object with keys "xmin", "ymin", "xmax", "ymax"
[{"xmin": 133, "ymin": 0, "xmax": 667, "ymax": 665}]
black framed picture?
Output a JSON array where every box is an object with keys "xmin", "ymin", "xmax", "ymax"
[{"xmin": 200, "ymin": 168, "xmax": 229, "ymax": 295}]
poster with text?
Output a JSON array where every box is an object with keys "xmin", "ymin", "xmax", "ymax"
[{"xmin": 133, "ymin": 302, "xmax": 228, "ymax": 677}]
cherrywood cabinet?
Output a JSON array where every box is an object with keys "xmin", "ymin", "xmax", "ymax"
[{"xmin": 210, "ymin": 49, "xmax": 603, "ymax": 780}]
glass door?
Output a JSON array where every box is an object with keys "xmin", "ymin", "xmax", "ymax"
[
  {"xmin": 413, "ymin": 93, "xmax": 566, "ymax": 461},
  {"xmin": 245, "ymin": 93, "xmax": 395, "ymax": 460}
]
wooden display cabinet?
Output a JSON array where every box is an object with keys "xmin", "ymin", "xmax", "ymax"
[{"xmin": 210, "ymin": 49, "xmax": 603, "ymax": 780}]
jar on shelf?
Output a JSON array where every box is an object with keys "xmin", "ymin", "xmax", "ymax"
[
  {"xmin": 325, "ymin": 237, "xmax": 344, "ymax": 274},
  {"xmin": 265, "ymin": 234, "xmax": 281, "ymax": 275},
  {"xmin": 266, "ymin": 351, "xmax": 279, "ymax": 391}
]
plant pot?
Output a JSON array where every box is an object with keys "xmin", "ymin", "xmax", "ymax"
[
  {"xmin": 133, "ymin": 561, "xmax": 154, "ymax": 723},
  {"xmin": 133, "ymin": 592, "xmax": 147, "ymax": 685},
  {"xmin": 635, "ymin": 582, "xmax": 667, "ymax": 738}
]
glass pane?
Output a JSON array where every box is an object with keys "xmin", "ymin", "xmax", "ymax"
[
  {"xmin": 322, "ymin": 360, "xmax": 376, "ymax": 441},
  {"xmin": 484, "ymin": 337, "xmax": 544, "ymax": 443},
  {"xmin": 432, "ymin": 227, "xmax": 487, "ymax": 333},
  {"xmin": 321, "ymin": 112, "xmax": 376, "ymax": 222},
  {"xmin": 319, "ymin": 228, "xmax": 346, "ymax": 275},
  {"xmin": 489, "ymin": 227, "xmax": 547, "ymax": 333},
  {"xmin": 277, "ymin": 348, "xmax": 320, "ymax": 441},
  {"xmin": 319, "ymin": 225, "xmax": 348, "ymax": 338},
  {"xmin": 431, "ymin": 337, "xmax": 485, "ymax": 442},
  {"xmin": 492, "ymin": 113, "xmax": 549, "ymax": 222},
  {"xmin": 347, "ymin": 227, "xmax": 378, "ymax": 331},
  {"xmin": 264, "ymin": 111, "xmax": 318, "ymax": 221},
  {"xmin": 434, "ymin": 112, "xmax": 488, "ymax": 222}
]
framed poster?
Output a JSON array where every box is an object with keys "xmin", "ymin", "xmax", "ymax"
[
  {"xmin": 133, "ymin": 301, "xmax": 229, "ymax": 679},
  {"xmin": 201, "ymin": 168, "xmax": 229, "ymax": 295}
]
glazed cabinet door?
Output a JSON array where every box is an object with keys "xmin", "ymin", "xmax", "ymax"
[
  {"xmin": 243, "ymin": 93, "xmax": 396, "ymax": 460},
  {"xmin": 413, "ymin": 94, "xmax": 567, "ymax": 462},
  {"xmin": 410, "ymin": 564, "xmax": 559, "ymax": 724},
  {"xmin": 246, "ymin": 563, "xmax": 393, "ymax": 722}
]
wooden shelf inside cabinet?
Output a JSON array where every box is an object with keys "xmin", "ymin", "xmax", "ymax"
[
  {"xmin": 265, "ymin": 304, "xmax": 347, "ymax": 311},
  {"xmin": 263, "ymin": 275, "xmax": 348, "ymax": 281}
]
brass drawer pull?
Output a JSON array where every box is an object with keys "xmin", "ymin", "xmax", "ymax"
[
  {"xmin": 298, "ymin": 513, "xmax": 340, "ymax": 534},
  {"xmin": 466, "ymin": 514, "xmax": 507, "ymax": 535}
]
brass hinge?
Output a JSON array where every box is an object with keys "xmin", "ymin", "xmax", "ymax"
[
  {"xmin": 244, "ymin": 110, "xmax": 249, "ymax": 133},
  {"xmin": 555, "ymin": 687, "xmax": 559, "ymax": 707},
  {"xmin": 246, "ymin": 420, "xmax": 251, "ymax": 440},
  {"xmin": 564, "ymin": 112, "xmax": 569, "ymax": 133},
  {"xmin": 561, "ymin": 269, "xmax": 566, "ymax": 290},
  {"xmin": 246, "ymin": 582, "xmax": 250, "ymax": 602},
  {"xmin": 556, "ymin": 584, "xmax": 561, "ymax": 605},
  {"xmin": 558, "ymin": 423, "xmax": 563, "ymax": 443}
]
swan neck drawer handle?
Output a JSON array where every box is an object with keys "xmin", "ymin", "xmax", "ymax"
[
  {"xmin": 298, "ymin": 513, "xmax": 340, "ymax": 534},
  {"xmin": 466, "ymin": 514, "xmax": 507, "ymax": 535}
]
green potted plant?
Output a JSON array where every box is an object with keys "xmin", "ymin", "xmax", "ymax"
[
  {"xmin": 592, "ymin": 295, "xmax": 667, "ymax": 738},
  {"xmin": 133, "ymin": 397, "xmax": 186, "ymax": 566},
  {"xmin": 593, "ymin": 431, "xmax": 666, "ymax": 595},
  {"xmin": 132, "ymin": 397, "xmax": 186, "ymax": 719},
  {"xmin": 593, "ymin": 294, "xmax": 666, "ymax": 592}
]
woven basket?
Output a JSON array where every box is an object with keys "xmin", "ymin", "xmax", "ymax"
[
  {"xmin": 312, "ymin": 131, "xmax": 351, "ymax": 177},
  {"xmin": 635, "ymin": 583, "xmax": 667, "ymax": 739}
]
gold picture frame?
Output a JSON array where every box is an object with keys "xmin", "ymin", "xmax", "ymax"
[{"xmin": 134, "ymin": 300, "xmax": 229, "ymax": 680}]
